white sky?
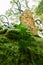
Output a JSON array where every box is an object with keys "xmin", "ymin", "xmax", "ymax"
[
  {"xmin": 28, "ymin": 0, "xmax": 39, "ymax": 10},
  {"xmin": 0, "ymin": 0, "xmax": 11, "ymax": 15},
  {"xmin": 0, "ymin": 0, "xmax": 39, "ymax": 15}
]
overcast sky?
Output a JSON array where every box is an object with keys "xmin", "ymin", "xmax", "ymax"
[
  {"xmin": 0, "ymin": 0, "xmax": 11, "ymax": 14},
  {"xmin": 0, "ymin": 0, "xmax": 39, "ymax": 15}
]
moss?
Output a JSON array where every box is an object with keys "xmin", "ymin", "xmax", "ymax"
[
  {"xmin": 0, "ymin": 25, "xmax": 43, "ymax": 65},
  {"xmin": 0, "ymin": 28, "xmax": 7, "ymax": 34}
]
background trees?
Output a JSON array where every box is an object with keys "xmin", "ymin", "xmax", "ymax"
[{"xmin": 35, "ymin": 0, "xmax": 43, "ymax": 21}]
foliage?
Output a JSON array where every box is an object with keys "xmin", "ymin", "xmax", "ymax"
[
  {"xmin": 0, "ymin": 28, "xmax": 7, "ymax": 34},
  {"xmin": 6, "ymin": 8, "xmax": 14, "ymax": 17},
  {"xmin": 35, "ymin": 0, "xmax": 43, "ymax": 21},
  {"xmin": 0, "ymin": 36, "xmax": 9, "ymax": 43},
  {"xmin": 6, "ymin": 28, "xmax": 21, "ymax": 39},
  {"xmin": 35, "ymin": 0, "xmax": 43, "ymax": 16},
  {"xmin": 0, "ymin": 0, "xmax": 43, "ymax": 65},
  {"xmin": 6, "ymin": 24, "xmax": 35, "ymax": 42},
  {"xmin": 6, "ymin": 0, "xmax": 30, "ymax": 19},
  {"xmin": 0, "ymin": 26, "xmax": 3, "ymax": 30},
  {"xmin": 0, "ymin": 16, "xmax": 4, "ymax": 22},
  {"xmin": 0, "ymin": 24, "xmax": 43, "ymax": 65}
]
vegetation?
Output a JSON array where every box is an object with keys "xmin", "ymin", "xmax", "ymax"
[
  {"xmin": 0, "ymin": 0, "xmax": 43, "ymax": 65},
  {"xmin": 35, "ymin": 0, "xmax": 43, "ymax": 21},
  {"xmin": 0, "ymin": 24, "xmax": 43, "ymax": 65}
]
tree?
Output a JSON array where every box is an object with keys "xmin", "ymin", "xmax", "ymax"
[
  {"xmin": 6, "ymin": 0, "xmax": 30, "ymax": 17},
  {"xmin": 5, "ymin": 0, "xmax": 30, "ymax": 25},
  {"xmin": 35, "ymin": 0, "xmax": 43, "ymax": 21}
]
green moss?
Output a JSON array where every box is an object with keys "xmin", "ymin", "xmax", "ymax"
[{"xmin": 0, "ymin": 25, "xmax": 43, "ymax": 65}]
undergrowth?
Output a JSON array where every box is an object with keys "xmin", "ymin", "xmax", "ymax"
[{"xmin": 0, "ymin": 24, "xmax": 43, "ymax": 65}]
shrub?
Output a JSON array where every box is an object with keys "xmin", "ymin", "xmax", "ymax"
[
  {"xmin": 0, "ymin": 24, "xmax": 43, "ymax": 65},
  {"xmin": 6, "ymin": 29, "xmax": 21, "ymax": 40},
  {"xmin": 0, "ymin": 26, "xmax": 3, "ymax": 30},
  {"xmin": 6, "ymin": 24, "xmax": 36, "ymax": 48},
  {"xmin": 6, "ymin": 24, "xmax": 34, "ymax": 40},
  {"xmin": 0, "ymin": 36, "xmax": 9, "ymax": 43},
  {"xmin": 0, "ymin": 28, "xmax": 7, "ymax": 34}
]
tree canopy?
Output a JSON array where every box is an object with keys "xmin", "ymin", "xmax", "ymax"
[{"xmin": 35, "ymin": 0, "xmax": 43, "ymax": 21}]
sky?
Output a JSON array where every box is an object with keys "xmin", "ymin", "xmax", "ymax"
[
  {"xmin": 0, "ymin": 0, "xmax": 11, "ymax": 14},
  {"xmin": 0, "ymin": 0, "xmax": 39, "ymax": 15},
  {"xmin": 28, "ymin": 0, "xmax": 39, "ymax": 10}
]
